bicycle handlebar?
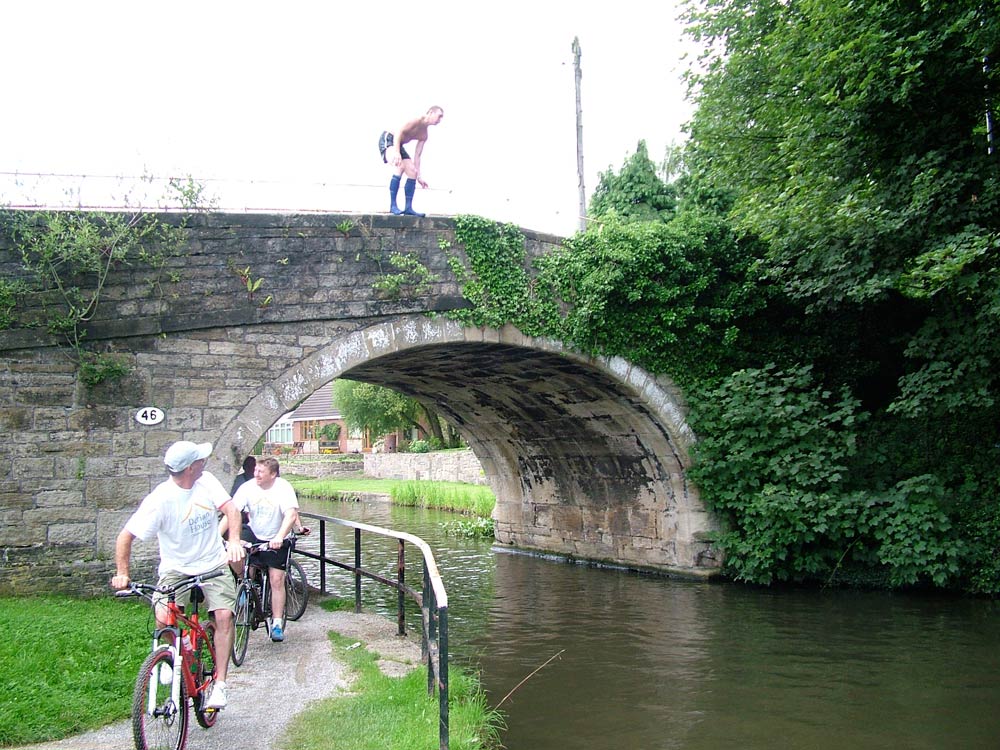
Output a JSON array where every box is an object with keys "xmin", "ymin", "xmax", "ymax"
[{"xmin": 114, "ymin": 569, "xmax": 225, "ymax": 599}]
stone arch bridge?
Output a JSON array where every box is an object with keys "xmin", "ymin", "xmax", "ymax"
[{"xmin": 0, "ymin": 212, "xmax": 720, "ymax": 595}]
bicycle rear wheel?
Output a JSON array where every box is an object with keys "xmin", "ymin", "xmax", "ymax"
[
  {"xmin": 284, "ymin": 558, "xmax": 309, "ymax": 621},
  {"xmin": 132, "ymin": 648, "xmax": 188, "ymax": 750},
  {"xmin": 232, "ymin": 581, "xmax": 256, "ymax": 666},
  {"xmin": 193, "ymin": 622, "xmax": 218, "ymax": 729}
]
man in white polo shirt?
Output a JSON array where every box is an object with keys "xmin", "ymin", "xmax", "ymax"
[
  {"xmin": 111, "ymin": 440, "xmax": 245, "ymax": 710},
  {"xmin": 230, "ymin": 456, "xmax": 301, "ymax": 643}
]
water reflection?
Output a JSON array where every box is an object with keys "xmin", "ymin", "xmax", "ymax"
[{"xmin": 301, "ymin": 499, "xmax": 1000, "ymax": 749}]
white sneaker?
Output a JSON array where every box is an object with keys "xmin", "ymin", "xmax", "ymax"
[
  {"xmin": 204, "ymin": 681, "xmax": 227, "ymax": 710},
  {"xmin": 158, "ymin": 662, "xmax": 173, "ymax": 685}
]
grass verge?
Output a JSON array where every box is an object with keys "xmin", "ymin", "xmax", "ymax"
[
  {"xmin": 285, "ymin": 599, "xmax": 503, "ymax": 750},
  {"xmin": 1, "ymin": 595, "xmax": 503, "ymax": 750},
  {"xmin": 0, "ymin": 595, "xmax": 152, "ymax": 746}
]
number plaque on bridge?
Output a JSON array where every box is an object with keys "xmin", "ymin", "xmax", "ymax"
[{"xmin": 135, "ymin": 407, "xmax": 165, "ymax": 426}]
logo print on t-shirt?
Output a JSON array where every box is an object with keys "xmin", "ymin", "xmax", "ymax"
[{"xmin": 182, "ymin": 500, "xmax": 217, "ymax": 535}]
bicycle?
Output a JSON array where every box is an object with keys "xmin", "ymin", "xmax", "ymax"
[
  {"xmin": 115, "ymin": 570, "xmax": 224, "ymax": 750},
  {"xmin": 231, "ymin": 532, "xmax": 309, "ymax": 666}
]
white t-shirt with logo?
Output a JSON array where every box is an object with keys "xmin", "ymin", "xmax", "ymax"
[
  {"xmin": 232, "ymin": 476, "xmax": 299, "ymax": 540},
  {"xmin": 125, "ymin": 471, "xmax": 231, "ymax": 576}
]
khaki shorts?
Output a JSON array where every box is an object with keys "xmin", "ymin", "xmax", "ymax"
[{"xmin": 155, "ymin": 564, "xmax": 237, "ymax": 614}]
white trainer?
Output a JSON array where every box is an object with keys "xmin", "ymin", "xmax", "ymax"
[{"xmin": 204, "ymin": 681, "xmax": 227, "ymax": 710}]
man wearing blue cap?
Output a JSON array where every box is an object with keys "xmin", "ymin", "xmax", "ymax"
[{"xmin": 111, "ymin": 440, "xmax": 245, "ymax": 710}]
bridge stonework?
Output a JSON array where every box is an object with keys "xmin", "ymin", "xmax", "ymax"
[{"xmin": 0, "ymin": 212, "xmax": 720, "ymax": 596}]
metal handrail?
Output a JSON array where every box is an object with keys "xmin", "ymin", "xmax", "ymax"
[{"xmin": 295, "ymin": 510, "xmax": 450, "ymax": 750}]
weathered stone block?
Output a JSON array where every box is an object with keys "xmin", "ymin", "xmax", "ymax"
[
  {"xmin": 49, "ymin": 522, "xmax": 96, "ymax": 546},
  {"xmin": 89, "ymin": 477, "xmax": 151, "ymax": 509},
  {"xmin": 35, "ymin": 489, "xmax": 84, "ymax": 508}
]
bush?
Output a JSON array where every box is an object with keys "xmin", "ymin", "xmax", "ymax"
[
  {"xmin": 689, "ymin": 364, "xmax": 963, "ymax": 586},
  {"xmin": 407, "ymin": 440, "xmax": 431, "ymax": 453}
]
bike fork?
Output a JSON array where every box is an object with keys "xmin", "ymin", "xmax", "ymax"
[{"xmin": 147, "ymin": 643, "xmax": 181, "ymax": 716}]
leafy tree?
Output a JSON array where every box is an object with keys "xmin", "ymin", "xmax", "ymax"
[
  {"xmin": 678, "ymin": 0, "xmax": 1000, "ymax": 589},
  {"xmin": 684, "ymin": 0, "xmax": 998, "ymax": 299},
  {"xmin": 589, "ymin": 140, "xmax": 678, "ymax": 223},
  {"xmin": 683, "ymin": 0, "xmax": 1000, "ymax": 408},
  {"xmin": 332, "ymin": 379, "xmax": 460, "ymax": 449}
]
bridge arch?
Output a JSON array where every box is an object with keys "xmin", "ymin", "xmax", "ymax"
[{"xmin": 219, "ymin": 315, "xmax": 720, "ymax": 577}]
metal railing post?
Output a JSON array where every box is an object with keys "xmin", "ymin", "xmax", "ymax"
[
  {"xmin": 318, "ymin": 519, "xmax": 327, "ymax": 593},
  {"xmin": 354, "ymin": 527, "xmax": 362, "ymax": 613},
  {"xmin": 438, "ymin": 605, "xmax": 449, "ymax": 750},
  {"xmin": 397, "ymin": 538, "xmax": 406, "ymax": 636}
]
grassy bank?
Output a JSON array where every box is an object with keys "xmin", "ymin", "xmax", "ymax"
[
  {"xmin": 0, "ymin": 595, "xmax": 501, "ymax": 749},
  {"xmin": 287, "ymin": 600, "xmax": 503, "ymax": 750},
  {"xmin": 290, "ymin": 477, "xmax": 496, "ymax": 519}
]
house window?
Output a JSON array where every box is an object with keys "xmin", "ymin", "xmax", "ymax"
[{"xmin": 266, "ymin": 419, "xmax": 293, "ymax": 445}]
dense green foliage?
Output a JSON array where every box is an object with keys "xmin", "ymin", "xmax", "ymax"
[
  {"xmin": 673, "ymin": 0, "xmax": 1000, "ymax": 591},
  {"xmin": 687, "ymin": 365, "xmax": 962, "ymax": 586},
  {"xmin": 446, "ymin": 0, "xmax": 1000, "ymax": 591},
  {"xmin": 589, "ymin": 140, "xmax": 678, "ymax": 223}
]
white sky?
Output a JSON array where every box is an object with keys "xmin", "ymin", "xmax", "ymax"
[{"xmin": 1, "ymin": 1, "xmax": 696, "ymax": 238}]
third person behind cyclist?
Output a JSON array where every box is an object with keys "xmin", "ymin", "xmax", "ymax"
[{"xmin": 225, "ymin": 456, "xmax": 301, "ymax": 643}]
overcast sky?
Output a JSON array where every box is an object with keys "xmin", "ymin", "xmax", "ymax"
[{"xmin": 1, "ymin": 1, "xmax": 697, "ymax": 237}]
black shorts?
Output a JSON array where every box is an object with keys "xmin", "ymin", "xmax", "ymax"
[
  {"xmin": 241, "ymin": 528, "xmax": 291, "ymax": 571},
  {"xmin": 378, "ymin": 131, "xmax": 410, "ymax": 163}
]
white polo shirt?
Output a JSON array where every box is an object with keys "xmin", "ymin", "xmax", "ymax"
[{"xmin": 232, "ymin": 476, "xmax": 299, "ymax": 540}]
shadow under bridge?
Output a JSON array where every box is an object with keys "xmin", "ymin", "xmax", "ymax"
[{"xmin": 341, "ymin": 326, "xmax": 721, "ymax": 578}]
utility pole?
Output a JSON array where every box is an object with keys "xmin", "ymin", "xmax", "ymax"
[{"xmin": 573, "ymin": 37, "xmax": 586, "ymax": 232}]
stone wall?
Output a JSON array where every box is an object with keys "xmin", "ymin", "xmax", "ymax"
[
  {"xmin": 275, "ymin": 455, "xmax": 365, "ymax": 479},
  {"xmin": 364, "ymin": 449, "xmax": 487, "ymax": 485}
]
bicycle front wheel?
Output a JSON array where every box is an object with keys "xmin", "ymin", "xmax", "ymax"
[
  {"xmin": 232, "ymin": 581, "xmax": 255, "ymax": 667},
  {"xmin": 132, "ymin": 648, "xmax": 188, "ymax": 750},
  {"xmin": 284, "ymin": 558, "xmax": 309, "ymax": 621}
]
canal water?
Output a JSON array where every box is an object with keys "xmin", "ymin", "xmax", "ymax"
[{"xmin": 300, "ymin": 498, "xmax": 1000, "ymax": 749}]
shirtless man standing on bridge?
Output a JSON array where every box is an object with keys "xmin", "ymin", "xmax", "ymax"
[{"xmin": 378, "ymin": 105, "xmax": 444, "ymax": 217}]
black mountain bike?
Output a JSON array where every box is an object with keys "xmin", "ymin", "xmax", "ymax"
[{"xmin": 231, "ymin": 533, "xmax": 309, "ymax": 666}]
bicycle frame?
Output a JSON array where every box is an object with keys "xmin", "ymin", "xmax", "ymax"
[
  {"xmin": 152, "ymin": 589, "xmax": 216, "ymax": 714},
  {"xmin": 119, "ymin": 571, "xmax": 221, "ymax": 717},
  {"xmin": 241, "ymin": 537, "xmax": 296, "ymax": 616}
]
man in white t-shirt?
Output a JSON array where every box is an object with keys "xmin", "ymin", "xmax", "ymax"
[
  {"xmin": 111, "ymin": 441, "xmax": 245, "ymax": 710},
  {"xmin": 229, "ymin": 456, "xmax": 300, "ymax": 643}
]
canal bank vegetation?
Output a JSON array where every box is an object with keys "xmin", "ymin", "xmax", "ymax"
[
  {"xmin": 287, "ymin": 607, "xmax": 503, "ymax": 750},
  {"xmin": 436, "ymin": 3, "xmax": 1000, "ymax": 595},
  {"xmin": 0, "ymin": 595, "xmax": 502, "ymax": 749},
  {"xmin": 290, "ymin": 477, "xmax": 496, "ymax": 538}
]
